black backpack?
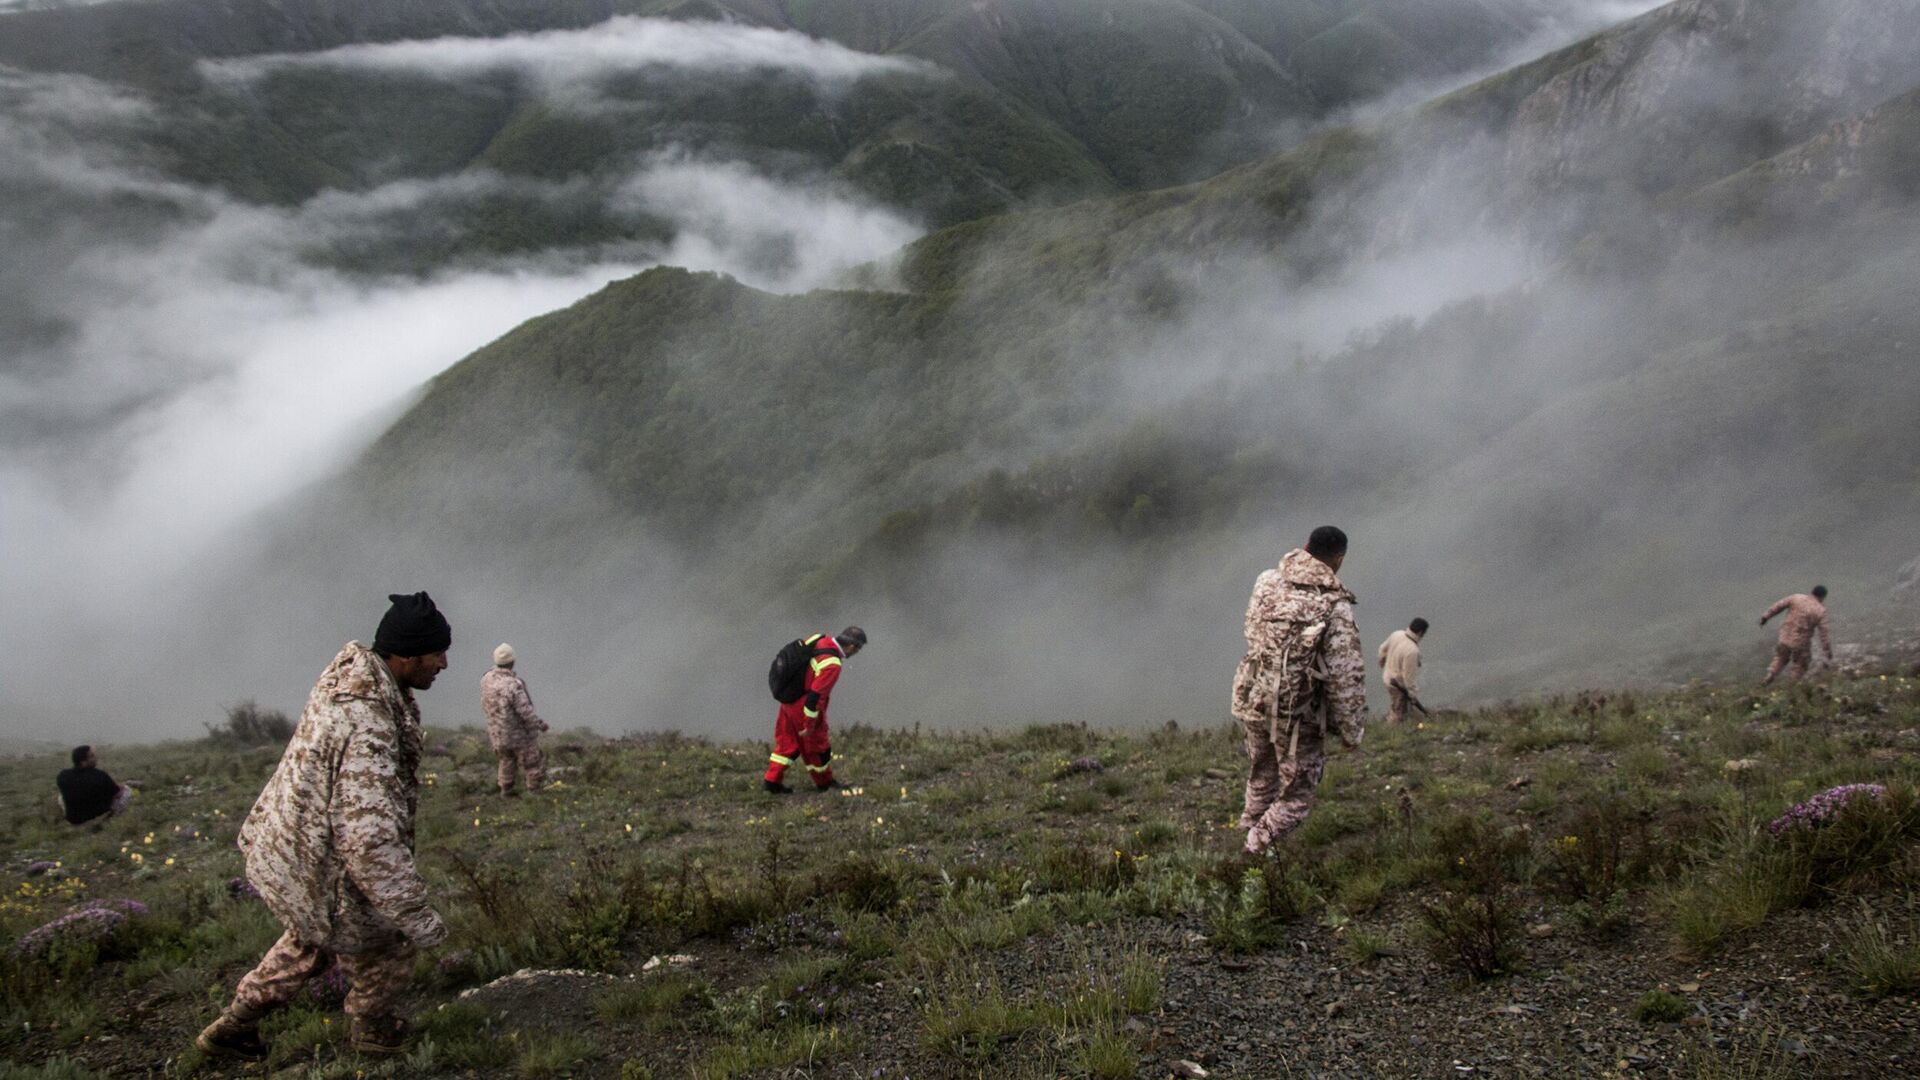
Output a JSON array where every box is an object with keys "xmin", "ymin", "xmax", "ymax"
[{"xmin": 768, "ymin": 637, "xmax": 826, "ymax": 703}]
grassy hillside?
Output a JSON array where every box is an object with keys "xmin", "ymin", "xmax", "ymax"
[
  {"xmin": 323, "ymin": 84, "xmax": 1920, "ymax": 703},
  {"xmin": 3, "ymin": 672, "xmax": 1918, "ymax": 1076}
]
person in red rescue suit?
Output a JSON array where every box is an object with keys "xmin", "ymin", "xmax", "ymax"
[{"xmin": 765, "ymin": 627, "xmax": 867, "ymax": 794}]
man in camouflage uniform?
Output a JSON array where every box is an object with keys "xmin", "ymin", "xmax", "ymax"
[
  {"xmin": 1231, "ymin": 527, "xmax": 1367, "ymax": 856},
  {"xmin": 1760, "ymin": 584, "xmax": 1833, "ymax": 684},
  {"xmin": 483, "ymin": 643, "xmax": 549, "ymax": 796},
  {"xmin": 197, "ymin": 592, "xmax": 452, "ymax": 1060}
]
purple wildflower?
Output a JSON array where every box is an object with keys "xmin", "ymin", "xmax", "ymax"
[
  {"xmin": 306, "ymin": 960, "xmax": 349, "ymax": 1006},
  {"xmin": 1768, "ymin": 783, "xmax": 1888, "ymax": 837},
  {"xmin": 11, "ymin": 899, "xmax": 149, "ymax": 960},
  {"xmin": 226, "ymin": 876, "xmax": 262, "ymax": 901}
]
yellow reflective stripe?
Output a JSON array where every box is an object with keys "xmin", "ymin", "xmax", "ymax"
[
  {"xmin": 805, "ymin": 763, "xmax": 831, "ymax": 772},
  {"xmin": 768, "ymin": 753, "xmax": 794, "ymax": 766},
  {"xmin": 804, "ymin": 634, "xmax": 824, "ymax": 645},
  {"xmin": 810, "ymin": 656, "xmax": 843, "ymax": 675},
  {"xmin": 803, "ymin": 707, "xmax": 820, "ymax": 718}
]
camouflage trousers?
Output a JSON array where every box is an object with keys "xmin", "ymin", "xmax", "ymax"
[
  {"xmin": 495, "ymin": 743, "xmax": 546, "ymax": 794},
  {"xmin": 224, "ymin": 930, "xmax": 414, "ymax": 1023},
  {"xmin": 1385, "ymin": 685, "xmax": 1413, "ymax": 725},
  {"xmin": 1239, "ymin": 716, "xmax": 1326, "ymax": 856},
  {"xmin": 1764, "ymin": 644, "xmax": 1814, "ymax": 684}
]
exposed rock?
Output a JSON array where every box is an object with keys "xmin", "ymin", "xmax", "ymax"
[
  {"xmin": 1172, "ymin": 1061, "xmax": 1210, "ymax": 1079},
  {"xmin": 457, "ymin": 967, "xmax": 619, "ymax": 1000}
]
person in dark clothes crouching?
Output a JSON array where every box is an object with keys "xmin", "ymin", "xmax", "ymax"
[{"xmin": 57, "ymin": 745, "xmax": 133, "ymax": 825}]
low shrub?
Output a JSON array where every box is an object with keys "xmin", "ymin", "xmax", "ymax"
[
  {"xmin": 207, "ymin": 700, "xmax": 294, "ymax": 745},
  {"xmin": 1416, "ymin": 887, "xmax": 1521, "ymax": 981},
  {"xmin": 1205, "ymin": 863, "xmax": 1309, "ymax": 953},
  {"xmin": 805, "ymin": 852, "xmax": 910, "ymax": 913},
  {"xmin": 1033, "ymin": 845, "xmax": 1136, "ymax": 895},
  {"xmin": 1543, "ymin": 797, "xmax": 1651, "ymax": 902},
  {"xmin": 1416, "ymin": 815, "xmax": 1527, "ymax": 980},
  {"xmin": 1633, "ymin": 989, "xmax": 1691, "ymax": 1023}
]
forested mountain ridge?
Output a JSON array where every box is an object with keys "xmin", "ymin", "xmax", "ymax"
[{"xmin": 0, "ymin": 0, "xmax": 1635, "ymax": 232}]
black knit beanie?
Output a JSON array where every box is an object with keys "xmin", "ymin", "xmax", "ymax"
[{"xmin": 374, "ymin": 591, "xmax": 452, "ymax": 657}]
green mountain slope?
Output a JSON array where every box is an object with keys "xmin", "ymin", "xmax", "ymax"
[{"xmin": 279, "ymin": 0, "xmax": 1920, "ymax": 724}]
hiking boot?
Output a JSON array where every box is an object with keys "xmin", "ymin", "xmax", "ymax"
[
  {"xmin": 195, "ymin": 1016, "xmax": 267, "ymax": 1061},
  {"xmin": 349, "ymin": 1015, "xmax": 411, "ymax": 1056},
  {"xmin": 501, "ymin": 788, "xmax": 521, "ymax": 798},
  {"xmin": 814, "ymin": 779, "xmax": 847, "ymax": 792},
  {"xmin": 763, "ymin": 779, "xmax": 794, "ymax": 795}
]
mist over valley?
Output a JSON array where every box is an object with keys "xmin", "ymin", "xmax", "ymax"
[{"xmin": 3, "ymin": 0, "xmax": 1917, "ymax": 742}]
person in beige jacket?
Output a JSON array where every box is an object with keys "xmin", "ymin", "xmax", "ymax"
[{"xmin": 1377, "ymin": 618, "xmax": 1427, "ymax": 724}]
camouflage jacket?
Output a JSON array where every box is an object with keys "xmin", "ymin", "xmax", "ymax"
[
  {"xmin": 1233, "ymin": 549, "xmax": 1367, "ymax": 747},
  {"xmin": 1764, "ymin": 593, "xmax": 1832, "ymax": 655},
  {"xmin": 482, "ymin": 668, "xmax": 548, "ymax": 750},
  {"xmin": 238, "ymin": 642, "xmax": 446, "ymax": 953}
]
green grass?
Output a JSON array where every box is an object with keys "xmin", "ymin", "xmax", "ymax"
[
  {"xmin": 515, "ymin": 1031, "xmax": 597, "ymax": 1077},
  {"xmin": 593, "ymin": 973, "xmax": 711, "ymax": 1026},
  {"xmin": 691, "ymin": 1026, "xmax": 843, "ymax": 1080},
  {"xmin": 3, "ymin": 675, "xmax": 1919, "ymax": 1073},
  {"xmin": 1831, "ymin": 905, "xmax": 1920, "ymax": 997}
]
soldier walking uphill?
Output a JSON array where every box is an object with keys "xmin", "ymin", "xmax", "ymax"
[
  {"xmin": 483, "ymin": 643, "xmax": 549, "ymax": 796},
  {"xmin": 1231, "ymin": 527, "xmax": 1367, "ymax": 857},
  {"xmin": 765, "ymin": 627, "xmax": 866, "ymax": 794},
  {"xmin": 1760, "ymin": 585, "xmax": 1834, "ymax": 684},
  {"xmin": 197, "ymin": 593, "xmax": 453, "ymax": 1061}
]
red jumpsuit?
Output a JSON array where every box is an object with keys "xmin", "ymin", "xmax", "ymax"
[{"xmin": 764, "ymin": 635, "xmax": 844, "ymax": 788}]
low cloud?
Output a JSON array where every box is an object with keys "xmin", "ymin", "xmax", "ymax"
[
  {"xmin": 202, "ymin": 15, "xmax": 936, "ymax": 98},
  {"xmin": 0, "ymin": 65, "xmax": 924, "ymax": 738},
  {"xmin": 617, "ymin": 158, "xmax": 923, "ymax": 292}
]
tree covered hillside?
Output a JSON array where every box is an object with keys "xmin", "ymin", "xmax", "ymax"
[{"xmin": 0, "ymin": 0, "xmax": 1634, "ymax": 243}]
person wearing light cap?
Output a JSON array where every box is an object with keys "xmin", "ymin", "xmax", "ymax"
[
  {"xmin": 482, "ymin": 643, "xmax": 549, "ymax": 796},
  {"xmin": 198, "ymin": 592, "xmax": 451, "ymax": 1061}
]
